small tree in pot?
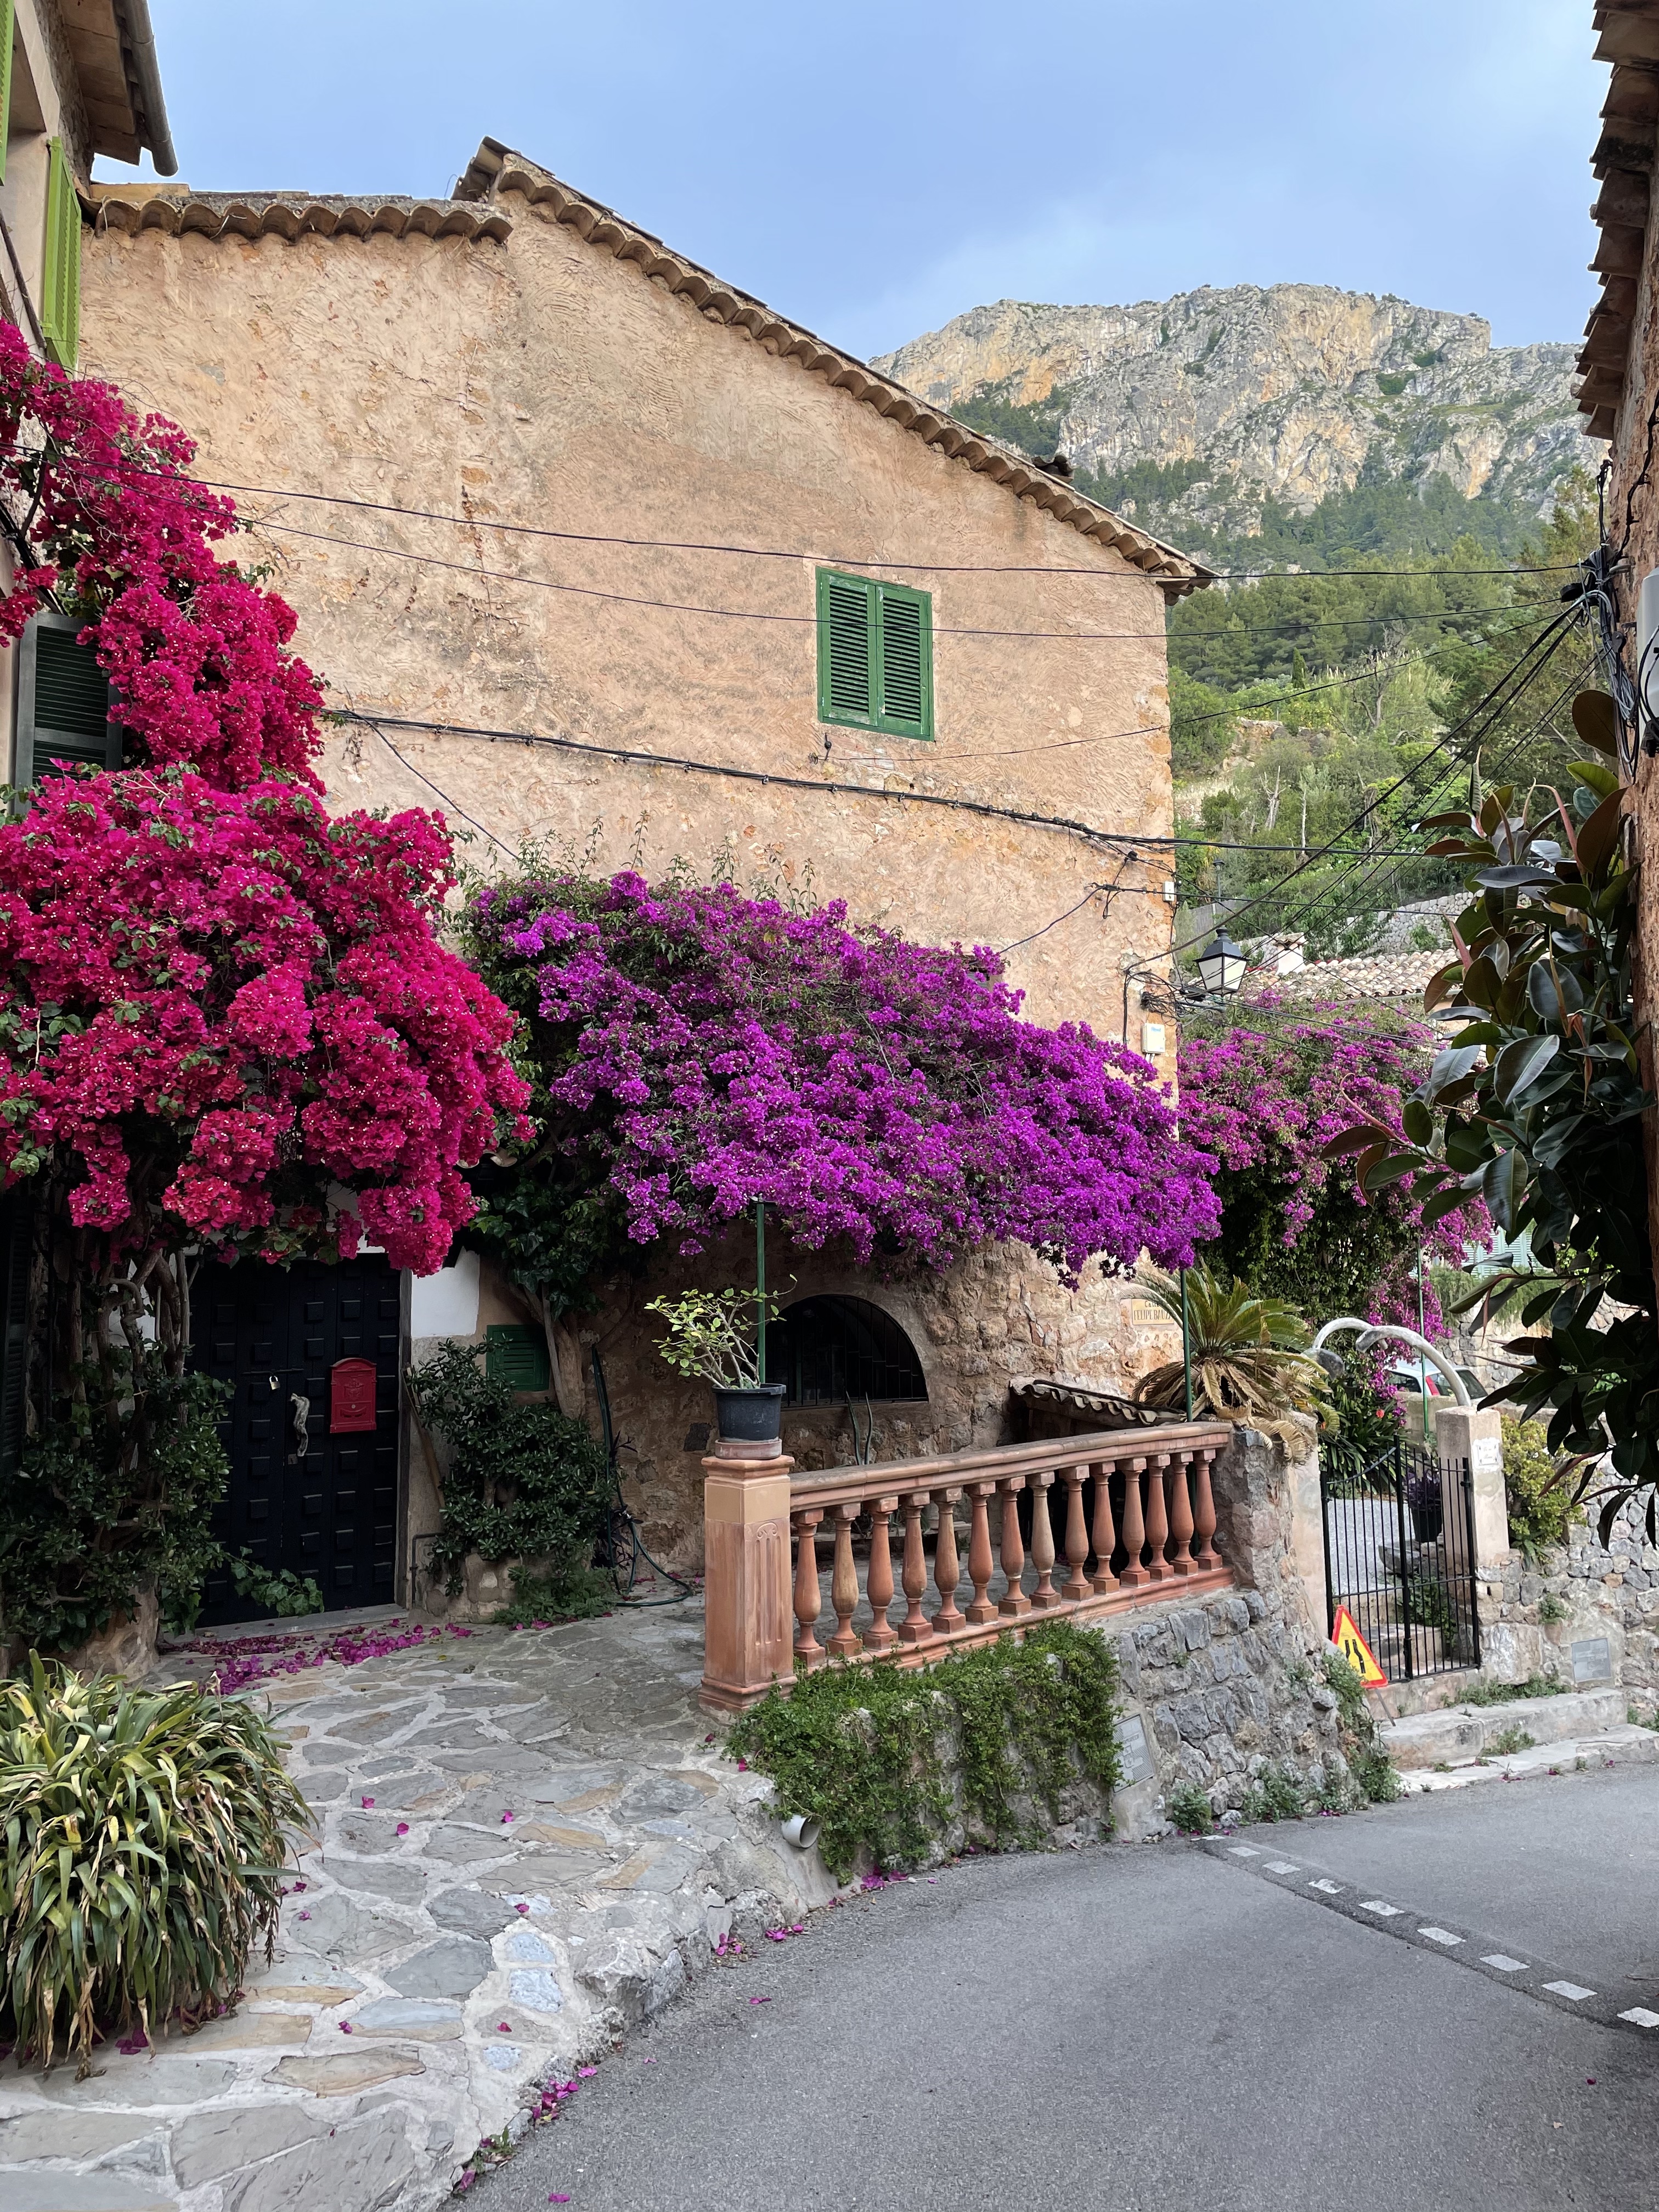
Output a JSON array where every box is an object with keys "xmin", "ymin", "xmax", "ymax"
[{"xmin": 647, "ymin": 1289, "xmax": 783, "ymax": 1446}]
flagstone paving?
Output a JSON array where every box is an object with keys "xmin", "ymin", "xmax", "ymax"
[{"xmin": 0, "ymin": 1600, "xmax": 826, "ymax": 2212}]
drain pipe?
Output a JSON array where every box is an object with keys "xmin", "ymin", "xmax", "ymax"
[{"xmin": 1311, "ymin": 1317, "xmax": 1472, "ymax": 1407}]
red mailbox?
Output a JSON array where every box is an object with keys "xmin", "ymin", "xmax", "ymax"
[{"xmin": 329, "ymin": 1357, "xmax": 379, "ymax": 1434}]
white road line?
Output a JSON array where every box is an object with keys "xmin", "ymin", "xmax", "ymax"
[
  {"xmin": 1265, "ymin": 1861, "xmax": 1300, "ymax": 1875},
  {"xmin": 1358, "ymin": 1900, "xmax": 1402, "ymax": 1917},
  {"xmin": 1543, "ymin": 1981, "xmax": 1596, "ymax": 2002},
  {"xmin": 1227, "ymin": 1846, "xmax": 1262, "ymax": 1858},
  {"xmin": 1308, "ymin": 1878, "xmax": 1344, "ymax": 1894},
  {"xmin": 1418, "ymin": 1927, "xmax": 1464, "ymax": 1945},
  {"xmin": 1482, "ymin": 1954, "xmax": 1529, "ymax": 1972},
  {"xmin": 1620, "ymin": 2007, "xmax": 1659, "ymax": 2028}
]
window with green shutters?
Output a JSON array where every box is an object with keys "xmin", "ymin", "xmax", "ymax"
[
  {"xmin": 41, "ymin": 136, "xmax": 80, "ymax": 369},
  {"xmin": 484, "ymin": 1323, "xmax": 551, "ymax": 1392},
  {"xmin": 816, "ymin": 569, "xmax": 934, "ymax": 740},
  {"xmin": 14, "ymin": 612, "xmax": 122, "ymax": 785}
]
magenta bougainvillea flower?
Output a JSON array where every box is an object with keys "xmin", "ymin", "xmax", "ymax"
[{"xmin": 472, "ymin": 873, "xmax": 1220, "ymax": 1285}]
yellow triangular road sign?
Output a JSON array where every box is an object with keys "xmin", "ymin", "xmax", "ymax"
[{"xmin": 1331, "ymin": 1603, "xmax": 1387, "ymax": 1686}]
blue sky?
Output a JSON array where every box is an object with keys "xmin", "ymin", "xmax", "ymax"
[{"xmin": 102, "ymin": 1, "xmax": 1606, "ymax": 362}]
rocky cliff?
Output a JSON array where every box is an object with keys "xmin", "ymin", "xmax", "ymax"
[{"xmin": 874, "ymin": 285, "xmax": 1586, "ymax": 541}]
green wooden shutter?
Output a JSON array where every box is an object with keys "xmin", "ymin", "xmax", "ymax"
[
  {"xmin": 875, "ymin": 583, "xmax": 932, "ymax": 740},
  {"xmin": 15, "ymin": 612, "xmax": 122, "ymax": 785},
  {"xmin": 41, "ymin": 137, "xmax": 80, "ymax": 368},
  {"xmin": 484, "ymin": 1323, "xmax": 551, "ymax": 1391},
  {"xmin": 0, "ymin": 1187, "xmax": 31, "ymax": 1480},
  {"xmin": 815, "ymin": 569, "xmax": 933, "ymax": 740},
  {"xmin": 0, "ymin": 0, "xmax": 15, "ymax": 188},
  {"xmin": 816, "ymin": 568, "xmax": 876, "ymax": 726}
]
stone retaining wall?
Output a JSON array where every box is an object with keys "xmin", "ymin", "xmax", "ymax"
[{"xmin": 1482, "ymin": 1496, "xmax": 1659, "ymax": 1697}]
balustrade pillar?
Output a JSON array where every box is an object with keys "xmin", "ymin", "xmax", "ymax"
[
  {"xmin": 1143, "ymin": 1452, "xmax": 1171, "ymax": 1581},
  {"xmin": 792, "ymin": 1508, "xmax": 826, "ymax": 1668},
  {"xmin": 1090, "ymin": 1460, "xmax": 1118, "ymax": 1594},
  {"xmin": 828, "ymin": 1502, "xmax": 862, "ymax": 1656},
  {"xmin": 997, "ymin": 1476, "xmax": 1030, "ymax": 1617},
  {"xmin": 966, "ymin": 1481, "xmax": 998, "ymax": 1622},
  {"xmin": 898, "ymin": 1491, "xmax": 934, "ymax": 1644},
  {"xmin": 1061, "ymin": 1465, "xmax": 1092, "ymax": 1601},
  {"xmin": 933, "ymin": 1486, "xmax": 966, "ymax": 1635},
  {"xmin": 699, "ymin": 1449, "xmax": 796, "ymax": 1713},
  {"xmin": 1166, "ymin": 1452, "xmax": 1196, "ymax": 1577},
  {"xmin": 1029, "ymin": 1470, "xmax": 1060, "ymax": 1609},
  {"xmin": 1192, "ymin": 1448, "xmax": 1222, "ymax": 1570},
  {"xmin": 1118, "ymin": 1458, "xmax": 1149, "ymax": 1587},
  {"xmin": 864, "ymin": 1495, "xmax": 898, "ymax": 1651}
]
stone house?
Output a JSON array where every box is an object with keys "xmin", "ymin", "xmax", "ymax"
[{"xmin": 63, "ymin": 135, "xmax": 1209, "ymax": 1601}]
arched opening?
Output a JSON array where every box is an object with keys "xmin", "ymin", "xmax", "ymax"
[{"xmin": 765, "ymin": 1295, "xmax": 928, "ymax": 1406}]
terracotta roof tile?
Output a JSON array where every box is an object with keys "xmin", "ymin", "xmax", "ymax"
[
  {"xmin": 89, "ymin": 188, "xmax": 513, "ymax": 246},
  {"xmin": 1249, "ymin": 947, "xmax": 1446, "ymax": 1007}
]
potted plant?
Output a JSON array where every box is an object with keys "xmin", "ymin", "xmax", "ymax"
[
  {"xmin": 1404, "ymin": 1468, "xmax": 1444, "ymax": 1545},
  {"xmin": 647, "ymin": 1288, "xmax": 785, "ymax": 1447}
]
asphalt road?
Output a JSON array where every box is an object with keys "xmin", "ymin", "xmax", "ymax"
[{"xmin": 482, "ymin": 1766, "xmax": 1659, "ymax": 2212}]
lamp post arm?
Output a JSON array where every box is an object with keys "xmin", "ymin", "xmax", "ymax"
[{"xmin": 1310, "ymin": 1317, "xmax": 1471, "ymax": 1408}]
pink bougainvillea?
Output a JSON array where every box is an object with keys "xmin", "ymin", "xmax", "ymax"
[
  {"xmin": 0, "ymin": 768, "xmax": 528, "ymax": 1273},
  {"xmin": 471, "ymin": 871, "xmax": 1220, "ymax": 1285},
  {"xmin": 0, "ymin": 324, "xmax": 323, "ymax": 786}
]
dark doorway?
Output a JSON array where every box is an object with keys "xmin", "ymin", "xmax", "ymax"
[
  {"xmin": 192, "ymin": 1256, "xmax": 404, "ymax": 1624},
  {"xmin": 765, "ymin": 1295, "xmax": 927, "ymax": 1404}
]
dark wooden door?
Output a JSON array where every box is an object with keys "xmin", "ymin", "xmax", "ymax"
[{"xmin": 193, "ymin": 1256, "xmax": 403, "ymax": 1624}]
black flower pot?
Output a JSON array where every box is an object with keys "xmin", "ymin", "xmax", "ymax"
[
  {"xmin": 1409, "ymin": 1497, "xmax": 1443, "ymax": 1545},
  {"xmin": 712, "ymin": 1383, "xmax": 787, "ymax": 1445}
]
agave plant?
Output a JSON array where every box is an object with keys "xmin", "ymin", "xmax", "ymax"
[
  {"xmin": 1133, "ymin": 1264, "xmax": 1333, "ymax": 1442},
  {"xmin": 0, "ymin": 1656, "xmax": 310, "ymax": 2072}
]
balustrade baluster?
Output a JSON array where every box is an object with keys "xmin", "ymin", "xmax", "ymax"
[
  {"xmin": 933, "ymin": 1486, "xmax": 966, "ymax": 1635},
  {"xmin": 898, "ymin": 1491, "xmax": 934, "ymax": 1644},
  {"xmin": 1118, "ymin": 1458, "xmax": 1149, "ymax": 1587},
  {"xmin": 1165, "ymin": 1452, "xmax": 1196, "ymax": 1576},
  {"xmin": 1061, "ymin": 1465, "xmax": 1091, "ymax": 1600},
  {"xmin": 997, "ymin": 1476, "xmax": 1030, "ymax": 1617},
  {"xmin": 1090, "ymin": 1460, "xmax": 1118, "ymax": 1594},
  {"xmin": 1029, "ymin": 1470, "xmax": 1060, "ymax": 1608},
  {"xmin": 1192, "ymin": 1449, "xmax": 1222, "ymax": 1569},
  {"xmin": 828, "ymin": 1502, "xmax": 862, "ymax": 1656},
  {"xmin": 966, "ymin": 1481, "xmax": 998, "ymax": 1622},
  {"xmin": 792, "ymin": 1509, "xmax": 825, "ymax": 1667},
  {"xmin": 864, "ymin": 1494, "xmax": 898, "ymax": 1651},
  {"xmin": 1143, "ymin": 1452, "xmax": 1172, "ymax": 1580}
]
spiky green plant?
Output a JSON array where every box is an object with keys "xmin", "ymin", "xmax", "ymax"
[
  {"xmin": 1133, "ymin": 1263, "xmax": 1333, "ymax": 1442},
  {"xmin": 0, "ymin": 1656, "xmax": 309, "ymax": 2072}
]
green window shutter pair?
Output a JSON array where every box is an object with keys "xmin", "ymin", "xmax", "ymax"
[
  {"xmin": 0, "ymin": 1186, "xmax": 30, "ymax": 1481},
  {"xmin": 816, "ymin": 569, "xmax": 934, "ymax": 740},
  {"xmin": 14, "ymin": 612, "xmax": 122, "ymax": 785},
  {"xmin": 484, "ymin": 1323, "xmax": 551, "ymax": 1392},
  {"xmin": 0, "ymin": 0, "xmax": 14, "ymax": 188},
  {"xmin": 41, "ymin": 134, "xmax": 80, "ymax": 368}
]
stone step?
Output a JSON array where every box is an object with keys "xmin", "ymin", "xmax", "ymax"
[
  {"xmin": 1395, "ymin": 1721, "xmax": 1659, "ymax": 1793},
  {"xmin": 1380, "ymin": 1686, "xmax": 1626, "ymax": 1769}
]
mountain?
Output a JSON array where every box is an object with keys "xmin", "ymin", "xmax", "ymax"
[{"xmin": 873, "ymin": 285, "xmax": 1590, "ymax": 563}]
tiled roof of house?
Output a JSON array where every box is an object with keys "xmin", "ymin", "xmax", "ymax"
[
  {"xmin": 1249, "ymin": 948, "xmax": 1446, "ymax": 1008},
  {"xmin": 1575, "ymin": 2, "xmax": 1659, "ymax": 440},
  {"xmin": 92, "ymin": 140, "xmax": 1210, "ymax": 594}
]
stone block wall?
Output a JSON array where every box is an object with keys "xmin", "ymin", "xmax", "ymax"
[{"xmin": 1482, "ymin": 1497, "xmax": 1659, "ymax": 1697}]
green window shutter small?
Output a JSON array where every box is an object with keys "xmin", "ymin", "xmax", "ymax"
[
  {"xmin": 484, "ymin": 1323, "xmax": 551, "ymax": 1392},
  {"xmin": 14, "ymin": 612, "xmax": 122, "ymax": 786},
  {"xmin": 41, "ymin": 137, "xmax": 80, "ymax": 369},
  {"xmin": 816, "ymin": 569, "xmax": 933, "ymax": 741},
  {"xmin": 0, "ymin": 0, "xmax": 16, "ymax": 188}
]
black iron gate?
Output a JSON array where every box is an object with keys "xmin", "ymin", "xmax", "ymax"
[{"xmin": 1319, "ymin": 1436, "xmax": 1480, "ymax": 1682}]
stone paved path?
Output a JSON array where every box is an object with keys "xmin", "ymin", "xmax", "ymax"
[{"xmin": 0, "ymin": 1599, "xmax": 825, "ymax": 2212}]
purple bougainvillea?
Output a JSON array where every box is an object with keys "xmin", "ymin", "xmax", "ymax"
[{"xmin": 469, "ymin": 872, "xmax": 1219, "ymax": 1285}]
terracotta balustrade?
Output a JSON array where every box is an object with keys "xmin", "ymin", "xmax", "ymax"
[{"xmin": 702, "ymin": 1423, "xmax": 1232, "ymax": 1709}]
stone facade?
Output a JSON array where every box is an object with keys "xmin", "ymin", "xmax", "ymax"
[
  {"xmin": 1482, "ymin": 1498, "xmax": 1659, "ymax": 1698},
  {"xmin": 75, "ymin": 139, "xmax": 1207, "ymax": 1601}
]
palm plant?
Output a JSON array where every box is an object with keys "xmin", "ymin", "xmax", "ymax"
[
  {"xmin": 0, "ymin": 1656, "xmax": 309, "ymax": 2072},
  {"xmin": 1133, "ymin": 1264, "xmax": 1333, "ymax": 1441}
]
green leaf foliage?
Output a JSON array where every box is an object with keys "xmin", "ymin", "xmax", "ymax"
[
  {"xmin": 0, "ymin": 1348, "xmax": 228, "ymax": 1649},
  {"xmin": 407, "ymin": 1343, "xmax": 608, "ymax": 1595},
  {"xmin": 0, "ymin": 1656, "xmax": 308, "ymax": 2072},
  {"xmin": 727, "ymin": 1621, "xmax": 1121, "ymax": 1880}
]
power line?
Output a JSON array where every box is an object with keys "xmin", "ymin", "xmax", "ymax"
[{"xmin": 174, "ymin": 469, "xmax": 1587, "ymax": 585}]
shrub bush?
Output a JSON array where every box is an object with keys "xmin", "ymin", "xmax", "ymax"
[
  {"xmin": 1502, "ymin": 1414, "xmax": 1576, "ymax": 1561},
  {"xmin": 0, "ymin": 1657, "xmax": 308, "ymax": 2071},
  {"xmin": 727, "ymin": 1622, "xmax": 1121, "ymax": 1879},
  {"xmin": 407, "ymin": 1343, "xmax": 608, "ymax": 1595},
  {"xmin": 1165, "ymin": 1780, "xmax": 1215, "ymax": 1834}
]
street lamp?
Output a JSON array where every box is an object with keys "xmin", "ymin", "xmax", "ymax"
[{"xmin": 1196, "ymin": 930, "xmax": 1247, "ymax": 998}]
